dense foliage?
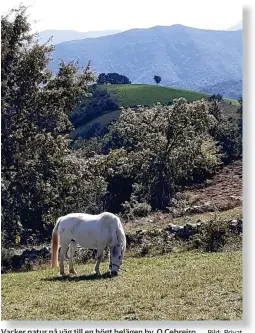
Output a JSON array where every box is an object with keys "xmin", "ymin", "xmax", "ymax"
[
  {"xmin": 74, "ymin": 99, "xmax": 221, "ymax": 214},
  {"xmin": 208, "ymin": 98, "xmax": 242, "ymax": 163},
  {"xmin": 1, "ymin": 6, "xmax": 105, "ymax": 244},
  {"xmin": 97, "ymin": 72, "xmax": 131, "ymax": 85},
  {"xmin": 70, "ymin": 85, "xmax": 118, "ymax": 128}
]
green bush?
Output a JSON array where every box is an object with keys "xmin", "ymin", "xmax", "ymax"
[{"xmin": 187, "ymin": 220, "xmax": 228, "ymax": 252}]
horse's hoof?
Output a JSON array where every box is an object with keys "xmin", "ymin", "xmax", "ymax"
[{"xmin": 69, "ymin": 270, "xmax": 77, "ymax": 275}]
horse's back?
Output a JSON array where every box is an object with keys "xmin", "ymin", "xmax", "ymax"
[{"xmin": 57, "ymin": 212, "xmax": 116, "ymax": 247}]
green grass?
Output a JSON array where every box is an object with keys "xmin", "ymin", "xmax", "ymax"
[
  {"xmin": 102, "ymin": 84, "xmax": 238, "ymax": 107},
  {"xmin": 74, "ymin": 84, "xmax": 239, "ymax": 139},
  {"xmin": 1, "ymin": 251, "xmax": 242, "ymax": 320},
  {"xmin": 101, "ymin": 84, "xmax": 210, "ymax": 107}
]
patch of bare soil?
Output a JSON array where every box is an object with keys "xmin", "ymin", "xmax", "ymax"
[
  {"xmin": 187, "ymin": 159, "xmax": 242, "ymax": 211},
  {"xmin": 124, "ymin": 159, "xmax": 242, "ymax": 230}
]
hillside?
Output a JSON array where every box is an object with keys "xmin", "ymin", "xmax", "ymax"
[
  {"xmin": 102, "ymin": 84, "xmax": 209, "ymax": 107},
  {"xmin": 72, "ymin": 84, "xmax": 239, "ymax": 139},
  {"xmin": 49, "ymin": 24, "xmax": 242, "ymax": 91},
  {"xmin": 38, "ymin": 29, "xmax": 122, "ymax": 45},
  {"xmin": 199, "ymin": 79, "xmax": 242, "ymax": 100}
]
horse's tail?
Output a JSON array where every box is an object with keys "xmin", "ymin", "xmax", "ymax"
[{"xmin": 51, "ymin": 217, "xmax": 61, "ymax": 268}]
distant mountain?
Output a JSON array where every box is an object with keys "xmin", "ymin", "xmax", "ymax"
[
  {"xmin": 198, "ymin": 79, "xmax": 242, "ymax": 100},
  {"xmin": 49, "ymin": 24, "xmax": 242, "ymax": 90},
  {"xmin": 227, "ymin": 21, "xmax": 242, "ymax": 31},
  {"xmin": 38, "ymin": 29, "xmax": 122, "ymax": 45}
]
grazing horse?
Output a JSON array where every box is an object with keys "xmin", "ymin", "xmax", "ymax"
[{"xmin": 51, "ymin": 212, "xmax": 126, "ymax": 276}]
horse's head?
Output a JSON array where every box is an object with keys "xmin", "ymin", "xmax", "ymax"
[{"xmin": 109, "ymin": 243, "xmax": 124, "ymax": 276}]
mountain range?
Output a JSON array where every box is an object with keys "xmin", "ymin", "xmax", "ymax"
[
  {"xmin": 198, "ymin": 79, "xmax": 242, "ymax": 100},
  {"xmin": 48, "ymin": 24, "xmax": 242, "ymax": 95},
  {"xmin": 38, "ymin": 29, "xmax": 122, "ymax": 45}
]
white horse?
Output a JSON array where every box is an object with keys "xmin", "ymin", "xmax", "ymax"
[{"xmin": 51, "ymin": 212, "xmax": 126, "ymax": 276}]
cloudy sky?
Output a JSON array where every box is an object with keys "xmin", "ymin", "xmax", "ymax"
[{"xmin": 1, "ymin": 0, "xmax": 244, "ymax": 33}]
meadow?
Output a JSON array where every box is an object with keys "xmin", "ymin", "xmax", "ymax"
[{"xmin": 1, "ymin": 251, "xmax": 242, "ymax": 321}]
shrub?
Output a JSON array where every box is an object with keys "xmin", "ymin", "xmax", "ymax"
[
  {"xmin": 188, "ymin": 220, "xmax": 228, "ymax": 252},
  {"xmin": 133, "ymin": 202, "xmax": 152, "ymax": 217},
  {"xmin": 1, "ymin": 247, "xmax": 15, "ymax": 273}
]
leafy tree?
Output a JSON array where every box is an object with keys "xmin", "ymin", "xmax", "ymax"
[
  {"xmin": 1, "ymin": 5, "xmax": 103, "ymax": 244},
  {"xmin": 153, "ymin": 75, "xmax": 161, "ymax": 85},
  {"xmin": 99, "ymin": 98, "xmax": 220, "ymax": 211},
  {"xmin": 97, "ymin": 72, "xmax": 131, "ymax": 85},
  {"xmin": 97, "ymin": 73, "xmax": 107, "ymax": 85},
  {"xmin": 207, "ymin": 98, "xmax": 242, "ymax": 163}
]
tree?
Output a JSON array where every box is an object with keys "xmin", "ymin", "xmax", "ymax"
[
  {"xmin": 153, "ymin": 75, "xmax": 161, "ymax": 85},
  {"xmin": 1, "ymin": 5, "xmax": 102, "ymax": 244},
  {"xmin": 207, "ymin": 98, "xmax": 242, "ymax": 163},
  {"xmin": 97, "ymin": 72, "xmax": 131, "ymax": 85},
  {"xmin": 97, "ymin": 73, "xmax": 107, "ymax": 85},
  {"xmin": 100, "ymin": 98, "xmax": 220, "ymax": 211}
]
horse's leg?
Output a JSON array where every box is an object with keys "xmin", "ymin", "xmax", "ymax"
[
  {"xmin": 68, "ymin": 240, "xmax": 77, "ymax": 275},
  {"xmin": 59, "ymin": 240, "xmax": 69, "ymax": 276},
  {"xmin": 95, "ymin": 248, "xmax": 104, "ymax": 275}
]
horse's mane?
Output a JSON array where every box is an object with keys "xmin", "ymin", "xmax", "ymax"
[
  {"xmin": 115, "ymin": 216, "xmax": 126, "ymax": 252},
  {"xmin": 99, "ymin": 212, "xmax": 126, "ymax": 252}
]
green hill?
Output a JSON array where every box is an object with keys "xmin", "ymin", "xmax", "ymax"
[
  {"xmin": 101, "ymin": 84, "xmax": 209, "ymax": 107},
  {"xmin": 73, "ymin": 84, "xmax": 239, "ymax": 139}
]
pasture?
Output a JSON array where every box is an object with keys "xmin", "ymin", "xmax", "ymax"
[
  {"xmin": 1, "ymin": 251, "xmax": 242, "ymax": 321},
  {"xmin": 101, "ymin": 84, "xmax": 239, "ymax": 107}
]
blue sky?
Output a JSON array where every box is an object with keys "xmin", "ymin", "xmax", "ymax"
[{"xmin": 1, "ymin": 0, "xmax": 243, "ymax": 32}]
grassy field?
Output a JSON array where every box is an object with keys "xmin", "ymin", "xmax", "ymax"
[
  {"xmin": 102, "ymin": 84, "xmax": 239, "ymax": 107},
  {"xmin": 73, "ymin": 84, "xmax": 239, "ymax": 139},
  {"xmin": 101, "ymin": 84, "xmax": 209, "ymax": 107},
  {"xmin": 1, "ymin": 251, "xmax": 242, "ymax": 321}
]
